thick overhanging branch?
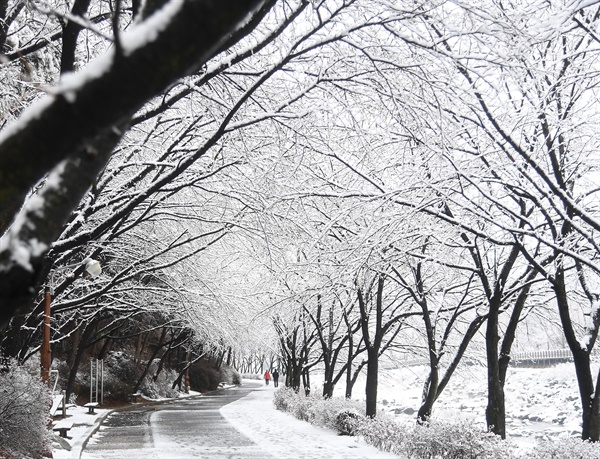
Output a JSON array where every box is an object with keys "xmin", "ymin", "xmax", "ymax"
[{"xmin": 0, "ymin": 0, "xmax": 276, "ymax": 333}]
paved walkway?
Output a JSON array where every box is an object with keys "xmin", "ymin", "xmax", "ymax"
[
  {"xmin": 77, "ymin": 382, "xmax": 397, "ymax": 459},
  {"xmin": 82, "ymin": 383, "xmax": 264, "ymax": 458}
]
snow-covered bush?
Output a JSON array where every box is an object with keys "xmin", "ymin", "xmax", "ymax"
[
  {"xmin": 273, "ymin": 385, "xmax": 296, "ymax": 412},
  {"xmin": 273, "ymin": 387, "xmax": 516, "ymax": 458},
  {"xmin": 359, "ymin": 416, "xmax": 515, "ymax": 458},
  {"xmin": 273, "ymin": 386, "xmax": 364, "ymax": 431},
  {"xmin": 0, "ymin": 359, "xmax": 51, "ymax": 458},
  {"xmin": 356, "ymin": 415, "xmax": 404, "ymax": 452},
  {"xmin": 335, "ymin": 409, "xmax": 363, "ymax": 436},
  {"xmin": 529, "ymin": 437, "xmax": 600, "ymax": 459},
  {"xmin": 220, "ymin": 366, "xmax": 241, "ymax": 385},
  {"xmin": 273, "ymin": 385, "xmax": 314, "ymax": 421},
  {"xmin": 396, "ymin": 420, "xmax": 512, "ymax": 459},
  {"xmin": 359, "ymin": 415, "xmax": 517, "ymax": 458},
  {"xmin": 99, "ymin": 351, "xmax": 139, "ymax": 400},
  {"xmin": 138, "ymin": 366, "xmax": 180, "ymax": 399}
]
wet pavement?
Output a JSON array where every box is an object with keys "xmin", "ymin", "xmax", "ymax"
[{"xmin": 82, "ymin": 382, "xmax": 268, "ymax": 459}]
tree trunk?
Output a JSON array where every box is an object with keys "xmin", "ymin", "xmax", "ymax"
[
  {"xmin": 303, "ymin": 368, "xmax": 311, "ymax": 396},
  {"xmin": 65, "ymin": 320, "xmax": 96, "ymax": 402},
  {"xmin": 554, "ymin": 267, "xmax": 600, "ymax": 440},
  {"xmin": 292, "ymin": 360, "xmax": 302, "ymax": 392},
  {"xmin": 97, "ymin": 335, "xmax": 113, "ymax": 360},
  {"xmin": 573, "ymin": 351, "xmax": 600, "ymax": 440},
  {"xmin": 134, "ymin": 327, "xmax": 167, "ymax": 393},
  {"xmin": 323, "ymin": 373, "xmax": 334, "ymax": 398},
  {"xmin": 60, "ymin": 0, "xmax": 92, "ymax": 74},
  {"xmin": 485, "ymin": 297, "xmax": 505, "ymax": 438},
  {"xmin": 365, "ymin": 347, "xmax": 379, "ymax": 418},
  {"xmin": 66, "ymin": 325, "xmax": 82, "ymax": 369},
  {"xmin": 417, "ymin": 369, "xmax": 438, "ymax": 424},
  {"xmin": 345, "ymin": 333, "xmax": 354, "ymax": 399},
  {"xmin": 322, "ymin": 348, "xmax": 335, "ymax": 398}
]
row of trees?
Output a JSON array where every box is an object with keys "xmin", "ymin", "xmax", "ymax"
[{"xmin": 0, "ymin": 0, "xmax": 599, "ymax": 443}]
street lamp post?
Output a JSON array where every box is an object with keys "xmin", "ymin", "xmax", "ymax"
[
  {"xmin": 185, "ymin": 351, "xmax": 190, "ymax": 394},
  {"xmin": 40, "ymin": 258, "xmax": 102, "ymax": 387},
  {"xmin": 40, "ymin": 286, "xmax": 52, "ymax": 386}
]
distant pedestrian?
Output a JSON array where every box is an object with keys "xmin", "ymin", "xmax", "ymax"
[
  {"xmin": 272, "ymin": 369, "xmax": 279, "ymax": 387},
  {"xmin": 264, "ymin": 369, "xmax": 271, "ymax": 385}
]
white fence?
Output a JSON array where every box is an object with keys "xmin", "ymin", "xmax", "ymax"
[
  {"xmin": 510, "ymin": 349, "xmax": 573, "ymax": 367},
  {"xmin": 511, "ymin": 349, "xmax": 572, "ymax": 361}
]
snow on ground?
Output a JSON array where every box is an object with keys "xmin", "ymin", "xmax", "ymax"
[
  {"xmin": 52, "ymin": 364, "xmax": 587, "ymax": 458},
  {"xmin": 52, "ymin": 404, "xmax": 112, "ymax": 459},
  {"xmin": 52, "ymin": 383, "xmax": 394, "ymax": 459},
  {"xmin": 316, "ymin": 362, "xmax": 585, "ymax": 447},
  {"xmin": 220, "ymin": 383, "xmax": 396, "ymax": 459}
]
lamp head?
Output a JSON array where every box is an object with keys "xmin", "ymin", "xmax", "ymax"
[{"xmin": 83, "ymin": 259, "xmax": 102, "ymax": 278}]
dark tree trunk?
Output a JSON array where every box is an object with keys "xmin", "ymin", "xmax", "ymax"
[
  {"xmin": 554, "ymin": 267, "xmax": 600, "ymax": 441},
  {"xmin": 60, "ymin": 0, "xmax": 92, "ymax": 74},
  {"xmin": 485, "ymin": 295, "xmax": 505, "ymax": 438},
  {"xmin": 573, "ymin": 350, "xmax": 600, "ymax": 441},
  {"xmin": 365, "ymin": 347, "xmax": 378, "ymax": 418},
  {"xmin": 97, "ymin": 335, "xmax": 113, "ymax": 360},
  {"xmin": 65, "ymin": 320, "xmax": 96, "ymax": 402},
  {"xmin": 0, "ymin": 0, "xmax": 8, "ymax": 51},
  {"xmin": 134, "ymin": 327, "xmax": 167, "ymax": 393},
  {"xmin": 292, "ymin": 359, "xmax": 302, "ymax": 392},
  {"xmin": 323, "ymin": 366, "xmax": 334, "ymax": 399},
  {"xmin": 417, "ymin": 369, "xmax": 438, "ymax": 424},
  {"xmin": 302, "ymin": 368, "xmax": 310, "ymax": 396},
  {"xmin": 66, "ymin": 325, "xmax": 82, "ymax": 369},
  {"xmin": 226, "ymin": 347, "xmax": 232, "ymax": 366},
  {"xmin": 214, "ymin": 349, "xmax": 225, "ymax": 370},
  {"xmin": 415, "ymin": 257, "xmax": 438, "ymax": 424},
  {"xmin": 345, "ymin": 331, "xmax": 354, "ymax": 399},
  {"xmin": 357, "ymin": 275, "xmax": 386, "ymax": 418},
  {"xmin": 285, "ymin": 356, "xmax": 293, "ymax": 388}
]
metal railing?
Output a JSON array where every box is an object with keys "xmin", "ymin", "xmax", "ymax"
[{"xmin": 509, "ymin": 349, "xmax": 573, "ymax": 367}]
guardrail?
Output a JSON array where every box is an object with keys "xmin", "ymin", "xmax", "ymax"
[
  {"xmin": 510, "ymin": 349, "xmax": 572, "ymax": 367},
  {"xmin": 380, "ymin": 349, "xmax": 577, "ymax": 370}
]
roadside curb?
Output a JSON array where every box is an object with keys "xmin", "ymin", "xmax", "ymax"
[{"xmin": 74, "ymin": 409, "xmax": 113, "ymax": 459}]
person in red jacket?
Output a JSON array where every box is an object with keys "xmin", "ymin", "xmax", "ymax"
[{"xmin": 264, "ymin": 369, "xmax": 271, "ymax": 385}]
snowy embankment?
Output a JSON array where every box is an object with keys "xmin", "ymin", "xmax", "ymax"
[{"xmin": 315, "ymin": 362, "xmax": 584, "ymax": 445}]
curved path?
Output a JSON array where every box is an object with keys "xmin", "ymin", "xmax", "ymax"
[
  {"xmin": 82, "ymin": 382, "xmax": 265, "ymax": 459},
  {"xmin": 81, "ymin": 381, "xmax": 397, "ymax": 459}
]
